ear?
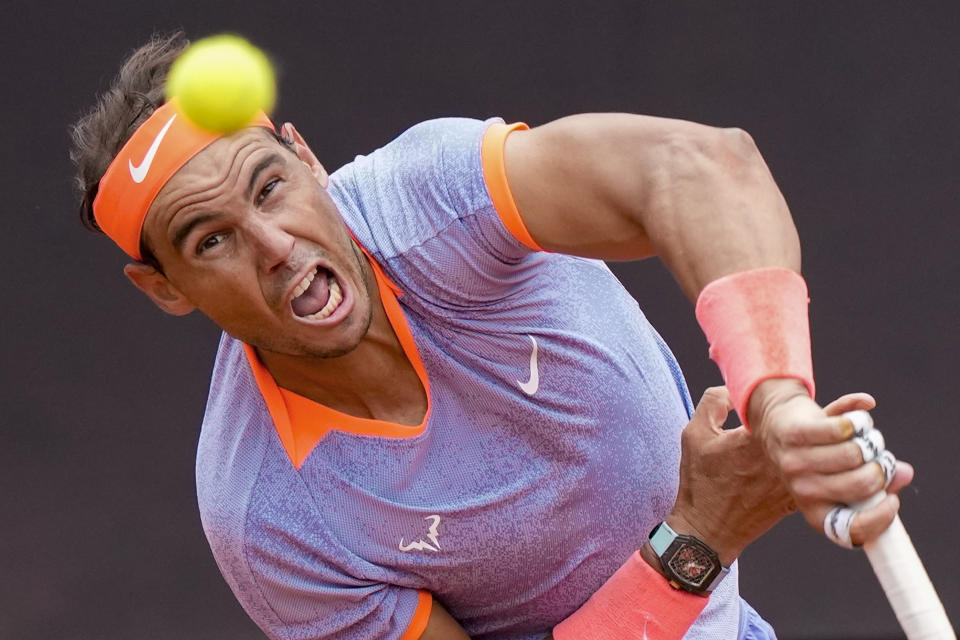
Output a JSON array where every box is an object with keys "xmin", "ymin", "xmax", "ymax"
[
  {"xmin": 123, "ymin": 263, "xmax": 196, "ymax": 316},
  {"xmin": 282, "ymin": 122, "xmax": 329, "ymax": 188}
]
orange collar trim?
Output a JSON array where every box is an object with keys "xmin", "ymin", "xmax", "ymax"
[{"xmin": 243, "ymin": 254, "xmax": 431, "ymax": 469}]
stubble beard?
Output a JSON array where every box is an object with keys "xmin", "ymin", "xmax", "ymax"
[{"xmin": 252, "ymin": 239, "xmax": 375, "ymax": 359}]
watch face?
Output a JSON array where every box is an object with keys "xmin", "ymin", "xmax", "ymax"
[{"xmin": 667, "ymin": 543, "xmax": 715, "ymax": 587}]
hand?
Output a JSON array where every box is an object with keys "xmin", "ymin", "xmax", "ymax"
[
  {"xmin": 665, "ymin": 386, "xmax": 795, "ymax": 566},
  {"xmin": 748, "ymin": 379, "xmax": 914, "ymax": 546}
]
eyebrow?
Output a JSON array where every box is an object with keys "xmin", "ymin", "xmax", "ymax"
[
  {"xmin": 171, "ymin": 212, "xmax": 219, "ymax": 255},
  {"xmin": 168, "ymin": 152, "xmax": 286, "ymax": 254},
  {"xmin": 246, "ymin": 153, "xmax": 284, "ymax": 200}
]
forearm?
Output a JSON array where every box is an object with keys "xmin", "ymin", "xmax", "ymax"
[{"xmin": 631, "ymin": 123, "xmax": 801, "ymax": 301}]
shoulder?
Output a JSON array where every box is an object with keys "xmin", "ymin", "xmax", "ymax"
[
  {"xmin": 196, "ymin": 334, "xmax": 274, "ymax": 539},
  {"xmin": 332, "ymin": 117, "xmax": 497, "ymax": 186},
  {"xmin": 328, "ymin": 117, "xmax": 506, "ymax": 259},
  {"xmin": 388, "ymin": 116, "xmax": 494, "ymax": 147}
]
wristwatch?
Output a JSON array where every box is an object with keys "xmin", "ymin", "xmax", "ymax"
[{"xmin": 648, "ymin": 521, "xmax": 730, "ymax": 595}]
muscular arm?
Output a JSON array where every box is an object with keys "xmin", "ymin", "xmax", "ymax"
[
  {"xmin": 503, "ymin": 114, "xmax": 908, "ymax": 548},
  {"xmin": 504, "ymin": 113, "xmax": 815, "ymax": 451},
  {"xmin": 415, "ymin": 115, "xmax": 894, "ymax": 640},
  {"xmin": 503, "ymin": 113, "xmax": 800, "ymax": 300}
]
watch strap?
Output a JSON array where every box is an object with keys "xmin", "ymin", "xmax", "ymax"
[{"xmin": 649, "ymin": 519, "xmax": 678, "ymax": 557}]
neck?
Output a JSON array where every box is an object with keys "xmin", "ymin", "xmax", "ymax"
[{"xmin": 257, "ymin": 255, "xmax": 427, "ymax": 425}]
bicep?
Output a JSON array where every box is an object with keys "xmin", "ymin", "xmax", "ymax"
[
  {"xmin": 503, "ymin": 113, "xmax": 707, "ymax": 259},
  {"xmin": 501, "ymin": 113, "xmax": 799, "ymax": 299}
]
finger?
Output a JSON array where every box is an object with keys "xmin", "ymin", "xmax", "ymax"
[
  {"xmin": 779, "ymin": 415, "xmax": 859, "ymax": 447},
  {"xmin": 823, "ymin": 392, "xmax": 876, "ymax": 417},
  {"xmin": 875, "ymin": 450, "xmax": 897, "ymax": 489},
  {"xmin": 688, "ymin": 386, "xmax": 733, "ymax": 435},
  {"xmin": 849, "ymin": 494, "xmax": 901, "ymax": 546},
  {"xmin": 851, "ymin": 429, "xmax": 885, "ymax": 464},
  {"xmin": 840, "ymin": 410, "xmax": 875, "ymax": 437},
  {"xmin": 823, "ymin": 504, "xmax": 857, "ymax": 548},
  {"xmin": 792, "ymin": 460, "xmax": 888, "ymax": 505},
  {"xmin": 780, "ymin": 440, "xmax": 866, "ymax": 477},
  {"xmin": 810, "ymin": 493, "xmax": 901, "ymax": 547},
  {"xmin": 885, "ymin": 460, "xmax": 915, "ymax": 495}
]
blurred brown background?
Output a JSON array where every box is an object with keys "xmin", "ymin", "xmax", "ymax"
[{"xmin": 2, "ymin": 1, "xmax": 957, "ymax": 638}]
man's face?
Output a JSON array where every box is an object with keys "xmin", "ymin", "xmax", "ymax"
[{"xmin": 140, "ymin": 127, "xmax": 373, "ymax": 358}]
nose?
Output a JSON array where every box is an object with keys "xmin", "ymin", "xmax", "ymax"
[{"xmin": 248, "ymin": 218, "xmax": 295, "ymax": 273}]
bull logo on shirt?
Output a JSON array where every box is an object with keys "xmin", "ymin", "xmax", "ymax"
[{"xmin": 398, "ymin": 514, "xmax": 441, "ymax": 552}]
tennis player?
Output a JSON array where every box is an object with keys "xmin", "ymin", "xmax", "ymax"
[{"xmin": 71, "ymin": 34, "xmax": 913, "ymax": 639}]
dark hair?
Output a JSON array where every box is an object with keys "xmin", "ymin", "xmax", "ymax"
[
  {"xmin": 69, "ymin": 31, "xmax": 189, "ymax": 270},
  {"xmin": 71, "ymin": 32, "xmax": 294, "ymax": 270}
]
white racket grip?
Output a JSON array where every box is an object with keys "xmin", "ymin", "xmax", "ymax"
[{"xmin": 860, "ymin": 494, "xmax": 955, "ymax": 639}]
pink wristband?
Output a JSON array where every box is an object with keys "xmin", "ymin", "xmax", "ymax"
[
  {"xmin": 695, "ymin": 267, "xmax": 815, "ymax": 428},
  {"xmin": 553, "ymin": 551, "xmax": 707, "ymax": 640}
]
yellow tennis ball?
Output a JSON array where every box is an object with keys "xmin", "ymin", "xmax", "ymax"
[{"xmin": 165, "ymin": 34, "xmax": 276, "ymax": 133}]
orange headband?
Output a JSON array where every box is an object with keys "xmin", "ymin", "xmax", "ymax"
[{"xmin": 92, "ymin": 100, "xmax": 276, "ymax": 260}]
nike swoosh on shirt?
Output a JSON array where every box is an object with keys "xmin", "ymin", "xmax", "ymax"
[
  {"xmin": 128, "ymin": 114, "xmax": 177, "ymax": 183},
  {"xmin": 517, "ymin": 335, "xmax": 539, "ymax": 396}
]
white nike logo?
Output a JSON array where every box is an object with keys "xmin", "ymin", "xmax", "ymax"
[
  {"xmin": 398, "ymin": 515, "xmax": 441, "ymax": 552},
  {"xmin": 517, "ymin": 335, "xmax": 539, "ymax": 396},
  {"xmin": 128, "ymin": 114, "xmax": 177, "ymax": 183}
]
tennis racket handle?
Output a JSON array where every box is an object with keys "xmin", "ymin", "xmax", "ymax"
[{"xmin": 863, "ymin": 511, "xmax": 955, "ymax": 638}]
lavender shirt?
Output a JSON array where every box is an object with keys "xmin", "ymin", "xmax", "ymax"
[{"xmin": 196, "ymin": 118, "xmax": 768, "ymax": 639}]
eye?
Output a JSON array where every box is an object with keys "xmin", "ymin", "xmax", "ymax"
[
  {"xmin": 256, "ymin": 178, "xmax": 280, "ymax": 206},
  {"xmin": 197, "ymin": 232, "xmax": 227, "ymax": 255}
]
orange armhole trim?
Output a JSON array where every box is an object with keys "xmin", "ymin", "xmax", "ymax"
[
  {"xmin": 480, "ymin": 122, "xmax": 544, "ymax": 252},
  {"xmin": 400, "ymin": 590, "xmax": 433, "ymax": 640}
]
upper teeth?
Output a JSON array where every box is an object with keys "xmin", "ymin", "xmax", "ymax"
[
  {"xmin": 292, "ymin": 269, "xmax": 317, "ymax": 299},
  {"xmin": 305, "ymin": 276, "xmax": 342, "ymax": 320}
]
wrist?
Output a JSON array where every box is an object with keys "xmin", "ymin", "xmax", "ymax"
[
  {"xmin": 638, "ymin": 542, "xmax": 666, "ymax": 577},
  {"xmin": 746, "ymin": 378, "xmax": 810, "ymax": 435},
  {"xmin": 646, "ymin": 520, "xmax": 730, "ymax": 595},
  {"xmin": 695, "ymin": 268, "xmax": 815, "ymax": 429},
  {"xmin": 553, "ymin": 549, "xmax": 709, "ymax": 639},
  {"xmin": 665, "ymin": 512, "xmax": 740, "ymax": 568}
]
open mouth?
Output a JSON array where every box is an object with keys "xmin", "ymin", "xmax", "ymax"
[{"xmin": 290, "ymin": 266, "xmax": 344, "ymax": 320}]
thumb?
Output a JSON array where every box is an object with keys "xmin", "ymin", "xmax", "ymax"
[
  {"xmin": 823, "ymin": 392, "xmax": 876, "ymax": 417},
  {"xmin": 688, "ymin": 386, "xmax": 734, "ymax": 436}
]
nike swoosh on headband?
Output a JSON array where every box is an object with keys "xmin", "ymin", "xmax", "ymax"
[{"xmin": 128, "ymin": 114, "xmax": 177, "ymax": 183}]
